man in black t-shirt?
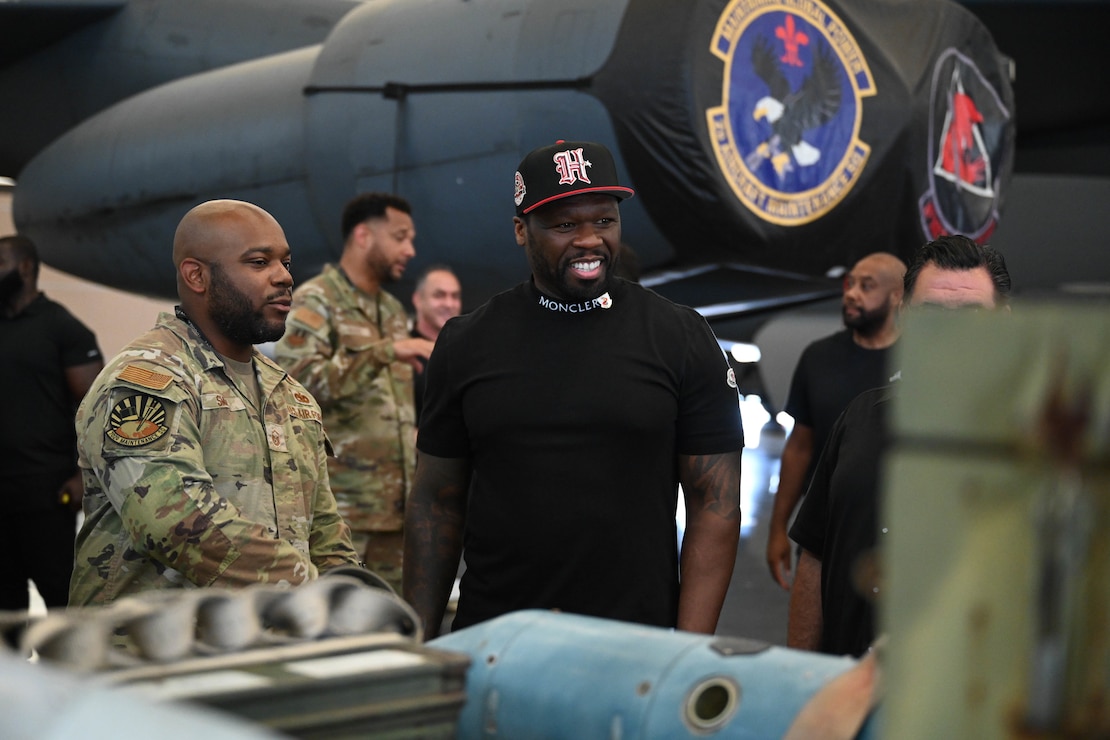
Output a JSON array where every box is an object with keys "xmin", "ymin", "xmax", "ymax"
[
  {"xmin": 0, "ymin": 235, "xmax": 103, "ymax": 610},
  {"xmin": 404, "ymin": 141, "xmax": 744, "ymax": 637},
  {"xmin": 766, "ymin": 253, "xmax": 905, "ymax": 590},
  {"xmin": 788, "ymin": 235, "xmax": 1012, "ymax": 656}
]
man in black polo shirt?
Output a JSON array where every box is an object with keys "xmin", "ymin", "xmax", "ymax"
[{"xmin": 0, "ymin": 235, "xmax": 103, "ymax": 610}]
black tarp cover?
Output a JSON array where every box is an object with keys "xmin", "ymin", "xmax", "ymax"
[{"xmin": 593, "ymin": 0, "xmax": 1014, "ymax": 275}]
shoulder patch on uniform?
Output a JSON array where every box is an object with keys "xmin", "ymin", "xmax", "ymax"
[
  {"xmin": 106, "ymin": 393, "xmax": 171, "ymax": 447},
  {"xmin": 290, "ymin": 307, "xmax": 327, "ymax": 331},
  {"xmin": 118, "ymin": 364, "xmax": 174, "ymax": 391}
]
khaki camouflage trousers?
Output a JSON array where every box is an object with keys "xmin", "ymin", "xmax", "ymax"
[{"xmin": 349, "ymin": 530, "xmax": 404, "ymax": 596}]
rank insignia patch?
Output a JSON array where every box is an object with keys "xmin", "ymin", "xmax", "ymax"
[{"xmin": 106, "ymin": 393, "xmax": 171, "ymax": 447}]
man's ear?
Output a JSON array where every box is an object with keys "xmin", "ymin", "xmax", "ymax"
[
  {"xmin": 513, "ymin": 217, "xmax": 527, "ymax": 247},
  {"xmin": 895, "ymin": 298, "xmax": 908, "ymax": 326},
  {"xmin": 353, "ymin": 221, "xmax": 374, "ymax": 251},
  {"xmin": 179, "ymin": 257, "xmax": 207, "ymax": 295},
  {"xmin": 18, "ymin": 256, "xmax": 36, "ymax": 284}
]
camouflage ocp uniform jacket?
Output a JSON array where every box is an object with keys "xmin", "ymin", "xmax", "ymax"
[
  {"xmin": 70, "ymin": 312, "xmax": 360, "ymax": 607},
  {"xmin": 273, "ymin": 264, "xmax": 415, "ymax": 533}
]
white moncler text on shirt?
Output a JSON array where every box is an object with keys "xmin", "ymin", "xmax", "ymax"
[{"xmin": 536, "ymin": 292, "xmax": 613, "ymax": 313}]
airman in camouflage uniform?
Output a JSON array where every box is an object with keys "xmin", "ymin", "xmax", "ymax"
[
  {"xmin": 70, "ymin": 200, "xmax": 361, "ymax": 606},
  {"xmin": 274, "ymin": 194, "xmax": 433, "ymax": 594}
]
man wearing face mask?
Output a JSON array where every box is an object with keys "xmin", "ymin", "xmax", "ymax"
[
  {"xmin": 404, "ymin": 141, "xmax": 744, "ymax": 638},
  {"xmin": 0, "ymin": 235, "xmax": 103, "ymax": 611}
]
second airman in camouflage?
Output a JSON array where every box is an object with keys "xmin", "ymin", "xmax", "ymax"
[{"xmin": 274, "ymin": 193, "xmax": 434, "ymax": 594}]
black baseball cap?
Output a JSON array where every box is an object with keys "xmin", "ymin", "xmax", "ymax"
[{"xmin": 514, "ymin": 140, "xmax": 635, "ymax": 216}]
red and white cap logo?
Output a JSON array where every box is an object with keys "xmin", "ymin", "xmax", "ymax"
[
  {"xmin": 514, "ymin": 171, "xmax": 527, "ymax": 207},
  {"xmin": 552, "ymin": 147, "xmax": 593, "ymax": 186}
]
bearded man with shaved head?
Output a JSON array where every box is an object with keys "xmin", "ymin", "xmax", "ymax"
[
  {"xmin": 788, "ymin": 235, "xmax": 1011, "ymax": 657},
  {"xmin": 765, "ymin": 252, "xmax": 907, "ymax": 591},
  {"xmin": 70, "ymin": 200, "xmax": 360, "ymax": 606}
]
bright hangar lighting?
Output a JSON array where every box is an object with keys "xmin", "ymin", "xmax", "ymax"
[{"xmin": 729, "ymin": 342, "xmax": 762, "ymax": 364}]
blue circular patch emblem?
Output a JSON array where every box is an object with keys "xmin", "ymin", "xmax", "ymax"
[{"xmin": 707, "ymin": 0, "xmax": 876, "ymax": 226}]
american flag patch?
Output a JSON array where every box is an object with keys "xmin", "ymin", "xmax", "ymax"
[{"xmin": 118, "ymin": 364, "xmax": 174, "ymax": 391}]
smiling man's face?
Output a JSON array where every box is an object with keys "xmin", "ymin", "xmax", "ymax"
[{"xmin": 515, "ymin": 193, "xmax": 622, "ymax": 302}]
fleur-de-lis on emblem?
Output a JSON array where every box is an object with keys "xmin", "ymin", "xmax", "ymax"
[{"xmin": 775, "ymin": 15, "xmax": 809, "ymax": 67}]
